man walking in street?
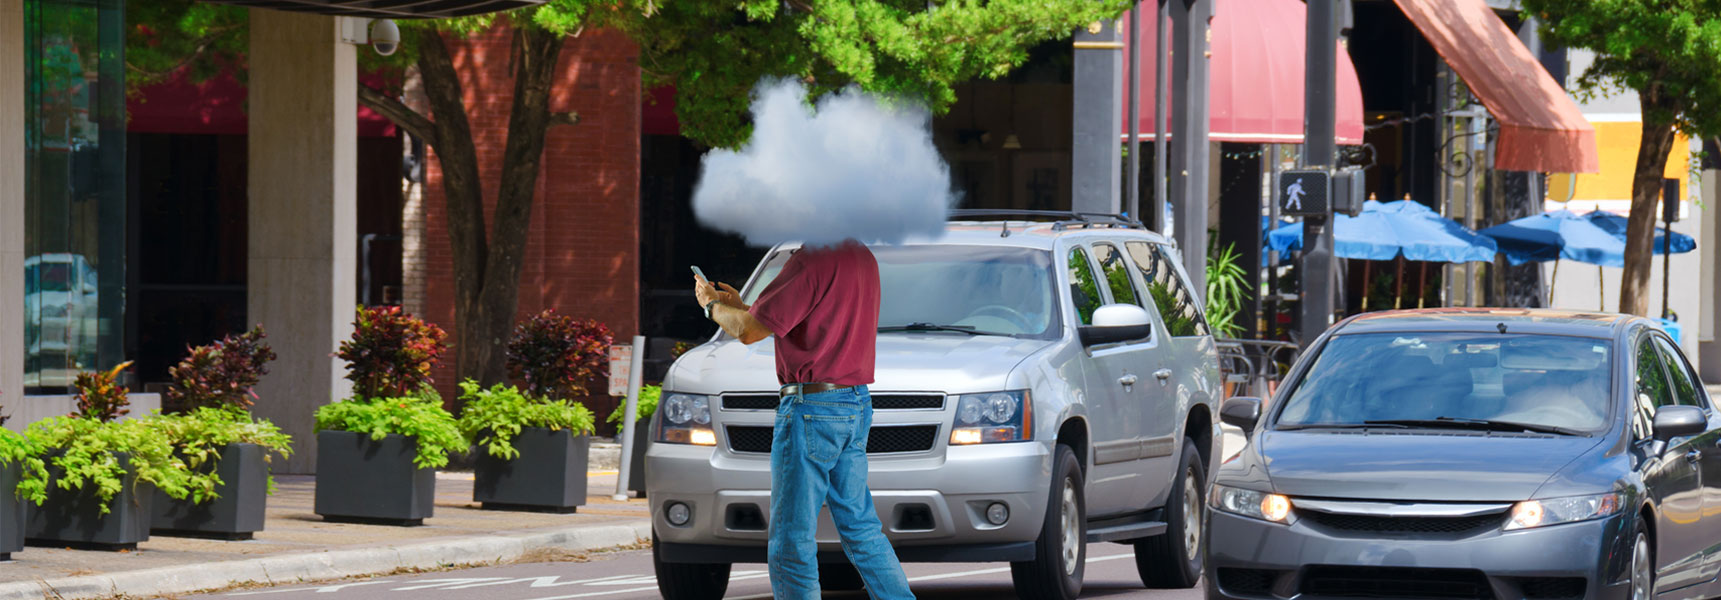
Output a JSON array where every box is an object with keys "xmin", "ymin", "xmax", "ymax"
[{"xmin": 694, "ymin": 238, "xmax": 915, "ymax": 600}]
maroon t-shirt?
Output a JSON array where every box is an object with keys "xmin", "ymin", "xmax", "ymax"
[{"xmin": 748, "ymin": 240, "xmax": 880, "ymax": 386}]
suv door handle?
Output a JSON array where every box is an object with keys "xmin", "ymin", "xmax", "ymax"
[
  {"xmin": 1118, "ymin": 374, "xmax": 1138, "ymax": 386},
  {"xmin": 1153, "ymin": 368, "xmax": 1174, "ymax": 381}
]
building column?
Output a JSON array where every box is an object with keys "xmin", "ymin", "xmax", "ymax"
[
  {"xmin": 1, "ymin": 0, "xmax": 23, "ymax": 415},
  {"xmin": 1071, "ymin": 18, "xmax": 1123, "ymax": 215},
  {"xmin": 247, "ymin": 9, "xmax": 357, "ymax": 473}
]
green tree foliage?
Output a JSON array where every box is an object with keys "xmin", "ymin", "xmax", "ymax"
[{"xmin": 1523, "ymin": 0, "xmax": 1721, "ymax": 315}]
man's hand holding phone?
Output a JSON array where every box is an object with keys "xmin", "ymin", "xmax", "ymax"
[{"xmin": 693, "ymin": 266, "xmax": 744, "ymax": 320}]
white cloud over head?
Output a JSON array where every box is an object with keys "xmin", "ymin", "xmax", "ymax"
[{"xmin": 691, "ymin": 80, "xmax": 955, "ymax": 247}]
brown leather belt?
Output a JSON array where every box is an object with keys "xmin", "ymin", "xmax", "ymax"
[{"xmin": 779, "ymin": 383, "xmax": 853, "ymax": 397}]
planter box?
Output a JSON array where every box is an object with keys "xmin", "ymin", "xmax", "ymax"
[
  {"xmin": 151, "ymin": 442, "xmax": 268, "ymax": 540},
  {"xmin": 27, "ymin": 452, "xmax": 152, "ymax": 550},
  {"xmin": 0, "ymin": 461, "xmax": 24, "ymax": 559},
  {"xmin": 628, "ymin": 425, "xmax": 649, "ymax": 498},
  {"xmin": 473, "ymin": 427, "xmax": 588, "ymax": 512},
  {"xmin": 314, "ymin": 431, "xmax": 435, "ymax": 526}
]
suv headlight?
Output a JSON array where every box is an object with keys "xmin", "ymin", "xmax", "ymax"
[
  {"xmin": 657, "ymin": 393, "xmax": 715, "ymax": 446},
  {"xmin": 1210, "ymin": 485, "xmax": 1292, "ymax": 524},
  {"xmin": 1505, "ymin": 492, "xmax": 1622, "ymax": 530},
  {"xmin": 950, "ymin": 390, "xmax": 1031, "ymax": 445}
]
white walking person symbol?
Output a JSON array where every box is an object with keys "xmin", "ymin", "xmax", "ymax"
[{"xmin": 1285, "ymin": 178, "xmax": 1305, "ymax": 210}]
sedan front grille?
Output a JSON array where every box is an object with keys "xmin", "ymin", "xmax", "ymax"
[
  {"xmin": 725, "ymin": 425, "xmax": 939, "ymax": 454},
  {"xmin": 1301, "ymin": 566, "xmax": 1493, "ymax": 599},
  {"xmin": 1297, "ymin": 510, "xmax": 1504, "ymax": 536}
]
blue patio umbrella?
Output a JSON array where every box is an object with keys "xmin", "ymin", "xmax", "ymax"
[
  {"xmin": 1266, "ymin": 200, "xmax": 1498, "ymax": 263},
  {"xmin": 1478, "ymin": 210, "xmax": 1694, "ymax": 268}
]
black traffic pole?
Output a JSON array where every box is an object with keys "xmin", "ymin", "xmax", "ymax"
[
  {"xmin": 1152, "ymin": 0, "xmax": 1169, "ymax": 234},
  {"xmin": 1299, "ymin": 0, "xmax": 1337, "ymax": 347},
  {"xmin": 1126, "ymin": 0, "xmax": 1142, "ymax": 224}
]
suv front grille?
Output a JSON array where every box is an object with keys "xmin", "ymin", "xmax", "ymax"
[
  {"xmin": 1297, "ymin": 510, "xmax": 1504, "ymax": 536},
  {"xmin": 721, "ymin": 394, "xmax": 945, "ymax": 410},
  {"xmin": 1301, "ymin": 566, "xmax": 1493, "ymax": 599},
  {"xmin": 725, "ymin": 425, "xmax": 939, "ymax": 454}
]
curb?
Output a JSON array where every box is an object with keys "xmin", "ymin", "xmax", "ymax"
[{"xmin": 0, "ymin": 520, "xmax": 653, "ymax": 600}]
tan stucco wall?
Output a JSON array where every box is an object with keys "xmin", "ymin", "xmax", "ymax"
[
  {"xmin": 1, "ymin": 0, "xmax": 24, "ymax": 412},
  {"xmin": 247, "ymin": 9, "xmax": 357, "ymax": 474}
]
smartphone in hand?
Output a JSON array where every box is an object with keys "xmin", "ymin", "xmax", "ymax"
[{"xmin": 690, "ymin": 265, "xmax": 708, "ymax": 281}]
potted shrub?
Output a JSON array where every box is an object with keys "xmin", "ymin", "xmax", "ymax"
[
  {"xmin": 606, "ymin": 384, "xmax": 658, "ymax": 498},
  {"xmin": 458, "ymin": 380, "xmax": 595, "ymax": 512},
  {"xmin": 313, "ymin": 306, "xmax": 461, "ymax": 526},
  {"xmin": 458, "ymin": 311, "xmax": 611, "ymax": 512},
  {"xmin": 149, "ymin": 326, "xmax": 294, "ymax": 539},
  {"xmin": 0, "ymin": 405, "xmax": 47, "ymax": 560},
  {"xmin": 24, "ymin": 362, "xmax": 213, "ymax": 549}
]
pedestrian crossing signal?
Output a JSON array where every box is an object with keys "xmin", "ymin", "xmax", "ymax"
[{"xmin": 1279, "ymin": 170, "xmax": 1329, "ymax": 217}]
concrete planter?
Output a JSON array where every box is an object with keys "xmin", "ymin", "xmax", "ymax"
[
  {"xmin": 628, "ymin": 425, "xmax": 649, "ymax": 497},
  {"xmin": 473, "ymin": 427, "xmax": 588, "ymax": 512},
  {"xmin": 151, "ymin": 442, "xmax": 269, "ymax": 539},
  {"xmin": 0, "ymin": 461, "xmax": 24, "ymax": 559},
  {"xmin": 27, "ymin": 452, "xmax": 152, "ymax": 550},
  {"xmin": 314, "ymin": 430, "xmax": 435, "ymax": 526}
]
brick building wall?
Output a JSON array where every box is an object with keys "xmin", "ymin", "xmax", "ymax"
[{"xmin": 420, "ymin": 26, "xmax": 641, "ymax": 424}]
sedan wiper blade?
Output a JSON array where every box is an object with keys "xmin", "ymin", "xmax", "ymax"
[
  {"xmin": 879, "ymin": 322, "xmax": 990, "ymax": 335},
  {"xmin": 1364, "ymin": 417, "xmax": 1584, "ymax": 436},
  {"xmin": 1275, "ymin": 422, "xmax": 1410, "ymax": 431}
]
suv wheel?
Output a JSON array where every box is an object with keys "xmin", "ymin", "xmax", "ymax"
[
  {"xmin": 652, "ymin": 531, "xmax": 730, "ymax": 600},
  {"xmin": 1011, "ymin": 444, "xmax": 1086, "ymax": 600},
  {"xmin": 820, "ymin": 561, "xmax": 866, "ymax": 591},
  {"xmin": 1136, "ymin": 437, "xmax": 1206, "ymax": 588}
]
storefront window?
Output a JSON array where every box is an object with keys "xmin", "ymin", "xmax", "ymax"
[{"xmin": 24, "ymin": 0, "xmax": 126, "ymax": 391}]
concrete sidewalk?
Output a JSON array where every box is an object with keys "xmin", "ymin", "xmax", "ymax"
[{"xmin": 0, "ymin": 470, "xmax": 651, "ymax": 600}]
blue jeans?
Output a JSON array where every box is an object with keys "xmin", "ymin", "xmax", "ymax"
[{"xmin": 769, "ymin": 385, "xmax": 915, "ymax": 600}]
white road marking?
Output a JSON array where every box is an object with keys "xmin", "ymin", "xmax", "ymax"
[
  {"xmin": 228, "ymin": 581, "xmax": 397, "ymax": 595},
  {"xmin": 388, "ymin": 578, "xmax": 512, "ymax": 591},
  {"xmin": 725, "ymin": 553, "xmax": 1137, "ymax": 600},
  {"xmin": 419, "ymin": 574, "xmax": 642, "ymax": 590}
]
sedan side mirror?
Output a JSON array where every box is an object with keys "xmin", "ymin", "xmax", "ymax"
[
  {"xmin": 1221, "ymin": 396, "xmax": 1263, "ymax": 433},
  {"xmin": 1653, "ymin": 404, "xmax": 1708, "ymax": 443},
  {"xmin": 1078, "ymin": 304, "xmax": 1153, "ymax": 347}
]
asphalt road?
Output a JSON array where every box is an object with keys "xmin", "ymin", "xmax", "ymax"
[{"xmin": 195, "ymin": 543, "xmax": 1205, "ymax": 600}]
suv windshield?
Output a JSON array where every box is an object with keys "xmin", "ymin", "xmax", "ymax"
[
  {"xmin": 1275, "ymin": 332, "xmax": 1614, "ymax": 433},
  {"xmin": 744, "ymin": 245, "xmax": 1060, "ymax": 338}
]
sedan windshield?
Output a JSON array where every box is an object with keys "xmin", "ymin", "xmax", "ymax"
[
  {"xmin": 744, "ymin": 245, "xmax": 1060, "ymax": 338},
  {"xmin": 1275, "ymin": 332, "xmax": 1613, "ymax": 433}
]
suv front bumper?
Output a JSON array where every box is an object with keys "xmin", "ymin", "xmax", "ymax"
[{"xmin": 647, "ymin": 439, "xmax": 1052, "ymax": 563}]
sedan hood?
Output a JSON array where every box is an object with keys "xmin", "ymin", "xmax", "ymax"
[
  {"xmin": 1255, "ymin": 430, "xmax": 1606, "ymax": 502},
  {"xmin": 666, "ymin": 333, "xmax": 1049, "ymax": 394}
]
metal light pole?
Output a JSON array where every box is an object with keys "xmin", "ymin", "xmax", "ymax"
[
  {"xmin": 1298, "ymin": 0, "xmax": 1337, "ymax": 347},
  {"xmin": 1153, "ymin": 0, "xmax": 1169, "ymax": 234},
  {"xmin": 1126, "ymin": 1, "xmax": 1142, "ymax": 223}
]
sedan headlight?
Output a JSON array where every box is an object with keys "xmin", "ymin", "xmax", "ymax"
[
  {"xmin": 950, "ymin": 390, "xmax": 1031, "ymax": 445},
  {"xmin": 657, "ymin": 393, "xmax": 715, "ymax": 446},
  {"xmin": 1505, "ymin": 492, "xmax": 1622, "ymax": 530},
  {"xmin": 1209, "ymin": 485, "xmax": 1292, "ymax": 524}
]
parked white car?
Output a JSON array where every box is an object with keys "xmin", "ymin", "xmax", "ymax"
[{"xmin": 25, "ymin": 253, "xmax": 100, "ymax": 384}]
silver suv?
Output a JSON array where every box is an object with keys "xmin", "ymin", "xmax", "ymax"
[{"xmin": 647, "ymin": 214, "xmax": 1222, "ymax": 600}]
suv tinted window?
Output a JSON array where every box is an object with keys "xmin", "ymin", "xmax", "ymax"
[
  {"xmin": 1067, "ymin": 247, "xmax": 1102, "ymax": 325},
  {"xmin": 1123, "ymin": 242, "xmax": 1208, "ymax": 337},
  {"xmin": 1091, "ymin": 243, "xmax": 1141, "ymax": 308},
  {"xmin": 1633, "ymin": 337, "xmax": 1677, "ymax": 439}
]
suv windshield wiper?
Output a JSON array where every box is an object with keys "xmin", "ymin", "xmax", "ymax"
[
  {"xmin": 1362, "ymin": 417, "xmax": 1585, "ymax": 436},
  {"xmin": 879, "ymin": 323, "xmax": 1006, "ymax": 336}
]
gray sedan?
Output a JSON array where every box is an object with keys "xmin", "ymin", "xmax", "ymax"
[{"xmin": 1208, "ymin": 308, "xmax": 1713, "ymax": 600}]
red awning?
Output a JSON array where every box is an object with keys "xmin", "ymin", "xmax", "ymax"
[
  {"xmin": 1120, "ymin": 0, "xmax": 1365, "ymax": 145},
  {"xmin": 1394, "ymin": 0, "xmax": 1599, "ymax": 173}
]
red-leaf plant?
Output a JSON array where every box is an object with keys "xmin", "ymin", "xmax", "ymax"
[
  {"xmin": 338, "ymin": 306, "xmax": 449, "ymax": 400},
  {"xmin": 505, "ymin": 310, "xmax": 613, "ymax": 401},
  {"xmin": 165, "ymin": 325, "xmax": 278, "ymax": 411},
  {"xmin": 72, "ymin": 361, "xmax": 135, "ymax": 422}
]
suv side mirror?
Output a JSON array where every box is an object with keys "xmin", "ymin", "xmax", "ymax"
[
  {"xmin": 1078, "ymin": 304, "xmax": 1153, "ymax": 347},
  {"xmin": 1653, "ymin": 404, "xmax": 1707, "ymax": 443},
  {"xmin": 1221, "ymin": 397, "xmax": 1263, "ymax": 433}
]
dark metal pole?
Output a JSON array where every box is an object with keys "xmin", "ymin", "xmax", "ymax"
[
  {"xmin": 1171, "ymin": 0, "xmax": 1213, "ymax": 291},
  {"xmin": 1153, "ymin": 0, "xmax": 1169, "ymax": 234},
  {"xmin": 1298, "ymin": 0, "xmax": 1337, "ymax": 347},
  {"xmin": 1126, "ymin": 1, "xmax": 1142, "ymax": 223},
  {"xmin": 1663, "ymin": 217, "xmax": 1673, "ymax": 320}
]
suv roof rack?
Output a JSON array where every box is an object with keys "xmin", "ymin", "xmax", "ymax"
[{"xmin": 946, "ymin": 209, "xmax": 1146, "ymax": 232}]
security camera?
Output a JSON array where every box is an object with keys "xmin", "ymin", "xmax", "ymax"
[{"xmin": 369, "ymin": 19, "xmax": 400, "ymax": 56}]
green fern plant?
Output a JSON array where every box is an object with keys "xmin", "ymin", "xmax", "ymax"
[
  {"xmin": 148, "ymin": 407, "xmax": 293, "ymax": 495},
  {"xmin": 314, "ymin": 390, "xmax": 463, "ymax": 469},
  {"xmin": 606, "ymin": 385, "xmax": 660, "ymax": 434},
  {"xmin": 0, "ymin": 427, "xmax": 48, "ymax": 505},
  {"xmin": 24, "ymin": 416, "xmax": 217, "ymax": 511},
  {"xmin": 456, "ymin": 380, "xmax": 595, "ymax": 461}
]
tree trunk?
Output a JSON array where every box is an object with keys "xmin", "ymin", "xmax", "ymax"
[{"xmin": 1619, "ymin": 93, "xmax": 1678, "ymax": 316}]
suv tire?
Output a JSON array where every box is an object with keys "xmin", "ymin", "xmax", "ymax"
[
  {"xmin": 819, "ymin": 561, "xmax": 866, "ymax": 591},
  {"xmin": 1135, "ymin": 437, "xmax": 1206, "ymax": 588},
  {"xmin": 652, "ymin": 531, "xmax": 730, "ymax": 600},
  {"xmin": 1011, "ymin": 444, "xmax": 1086, "ymax": 600}
]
